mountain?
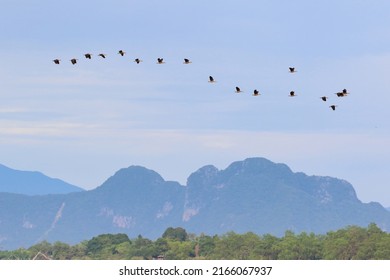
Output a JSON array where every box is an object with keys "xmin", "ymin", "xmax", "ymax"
[
  {"xmin": 0, "ymin": 164, "xmax": 84, "ymax": 195},
  {"xmin": 0, "ymin": 166, "xmax": 185, "ymax": 249},
  {"xmin": 0, "ymin": 158, "xmax": 389, "ymax": 250},
  {"xmin": 183, "ymin": 158, "xmax": 389, "ymax": 236}
]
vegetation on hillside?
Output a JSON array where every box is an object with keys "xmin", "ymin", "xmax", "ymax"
[{"xmin": 1, "ymin": 224, "xmax": 390, "ymax": 260}]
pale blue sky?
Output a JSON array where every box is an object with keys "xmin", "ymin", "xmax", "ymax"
[{"xmin": 1, "ymin": 1, "xmax": 390, "ymax": 206}]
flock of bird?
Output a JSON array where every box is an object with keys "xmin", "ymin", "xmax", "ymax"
[
  {"xmin": 53, "ymin": 50, "xmax": 349, "ymax": 111},
  {"xmin": 52, "ymin": 50, "xmax": 187, "ymax": 66}
]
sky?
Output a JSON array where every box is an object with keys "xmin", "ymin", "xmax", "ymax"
[{"xmin": 1, "ymin": 0, "xmax": 390, "ymax": 206}]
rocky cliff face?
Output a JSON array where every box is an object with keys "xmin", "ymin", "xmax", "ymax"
[{"xmin": 182, "ymin": 158, "xmax": 387, "ymax": 236}]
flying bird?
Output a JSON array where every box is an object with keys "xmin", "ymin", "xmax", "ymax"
[
  {"xmin": 329, "ymin": 105, "xmax": 337, "ymax": 111},
  {"xmin": 157, "ymin": 58, "xmax": 165, "ymax": 64},
  {"xmin": 84, "ymin": 53, "xmax": 92, "ymax": 59},
  {"xmin": 208, "ymin": 76, "xmax": 216, "ymax": 83},
  {"xmin": 183, "ymin": 58, "xmax": 192, "ymax": 64},
  {"xmin": 53, "ymin": 59, "xmax": 60, "ymax": 64},
  {"xmin": 98, "ymin": 54, "xmax": 106, "ymax": 58},
  {"xmin": 335, "ymin": 92, "xmax": 347, "ymax": 97},
  {"xmin": 70, "ymin": 58, "xmax": 78, "ymax": 65},
  {"xmin": 134, "ymin": 58, "xmax": 143, "ymax": 64},
  {"xmin": 118, "ymin": 50, "xmax": 125, "ymax": 56},
  {"xmin": 289, "ymin": 91, "xmax": 296, "ymax": 97},
  {"xmin": 335, "ymin": 88, "xmax": 349, "ymax": 97},
  {"xmin": 289, "ymin": 67, "xmax": 297, "ymax": 73},
  {"xmin": 321, "ymin": 96, "xmax": 328, "ymax": 101},
  {"xmin": 235, "ymin": 86, "xmax": 242, "ymax": 93},
  {"xmin": 253, "ymin": 89, "xmax": 260, "ymax": 96}
]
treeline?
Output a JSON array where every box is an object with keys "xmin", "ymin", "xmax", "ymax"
[{"xmin": 1, "ymin": 223, "xmax": 390, "ymax": 260}]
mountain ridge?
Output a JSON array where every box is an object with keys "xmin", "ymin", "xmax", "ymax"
[
  {"xmin": 0, "ymin": 157, "xmax": 389, "ymax": 250},
  {"xmin": 0, "ymin": 164, "xmax": 84, "ymax": 195}
]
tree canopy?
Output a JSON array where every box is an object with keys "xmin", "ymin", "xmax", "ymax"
[{"xmin": 1, "ymin": 224, "xmax": 389, "ymax": 260}]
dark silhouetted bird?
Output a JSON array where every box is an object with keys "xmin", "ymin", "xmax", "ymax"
[
  {"xmin": 235, "ymin": 87, "xmax": 242, "ymax": 93},
  {"xmin": 157, "ymin": 58, "xmax": 165, "ymax": 64},
  {"xmin": 70, "ymin": 58, "xmax": 78, "ymax": 65},
  {"xmin": 335, "ymin": 92, "xmax": 347, "ymax": 97},
  {"xmin": 253, "ymin": 89, "xmax": 260, "ymax": 96},
  {"xmin": 53, "ymin": 59, "xmax": 60, "ymax": 64},
  {"xmin": 84, "ymin": 53, "xmax": 92, "ymax": 59},
  {"xmin": 208, "ymin": 76, "xmax": 216, "ymax": 83},
  {"xmin": 289, "ymin": 91, "xmax": 296, "ymax": 97},
  {"xmin": 330, "ymin": 105, "xmax": 337, "ymax": 111},
  {"xmin": 98, "ymin": 54, "xmax": 106, "ymax": 58},
  {"xmin": 134, "ymin": 58, "xmax": 143, "ymax": 64},
  {"xmin": 118, "ymin": 50, "xmax": 125, "ymax": 56},
  {"xmin": 321, "ymin": 96, "xmax": 328, "ymax": 101},
  {"xmin": 335, "ymin": 88, "xmax": 349, "ymax": 97},
  {"xmin": 289, "ymin": 67, "xmax": 297, "ymax": 73},
  {"xmin": 183, "ymin": 58, "xmax": 192, "ymax": 64}
]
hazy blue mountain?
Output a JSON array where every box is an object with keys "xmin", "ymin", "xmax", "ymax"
[
  {"xmin": 0, "ymin": 158, "xmax": 389, "ymax": 250},
  {"xmin": 0, "ymin": 166, "xmax": 185, "ymax": 249},
  {"xmin": 51, "ymin": 166, "xmax": 186, "ymax": 245},
  {"xmin": 182, "ymin": 158, "xmax": 390, "ymax": 236},
  {"xmin": 0, "ymin": 164, "xmax": 84, "ymax": 195}
]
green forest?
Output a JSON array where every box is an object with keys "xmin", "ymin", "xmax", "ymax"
[{"xmin": 1, "ymin": 223, "xmax": 390, "ymax": 260}]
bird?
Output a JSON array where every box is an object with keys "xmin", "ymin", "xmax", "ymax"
[
  {"xmin": 84, "ymin": 53, "xmax": 92, "ymax": 59},
  {"xmin": 329, "ymin": 105, "xmax": 337, "ymax": 111},
  {"xmin": 98, "ymin": 54, "xmax": 106, "ymax": 58},
  {"xmin": 335, "ymin": 92, "xmax": 347, "ymax": 97},
  {"xmin": 289, "ymin": 91, "xmax": 296, "ymax": 97},
  {"xmin": 289, "ymin": 67, "xmax": 297, "ymax": 73},
  {"xmin": 134, "ymin": 58, "xmax": 143, "ymax": 64},
  {"xmin": 321, "ymin": 96, "xmax": 328, "ymax": 101},
  {"xmin": 253, "ymin": 89, "xmax": 260, "ymax": 96},
  {"xmin": 70, "ymin": 58, "xmax": 78, "ymax": 65},
  {"xmin": 53, "ymin": 59, "xmax": 61, "ymax": 64},
  {"xmin": 208, "ymin": 76, "xmax": 216, "ymax": 83},
  {"xmin": 118, "ymin": 50, "xmax": 125, "ymax": 56},
  {"xmin": 235, "ymin": 86, "xmax": 242, "ymax": 93},
  {"xmin": 183, "ymin": 58, "xmax": 192, "ymax": 64},
  {"xmin": 335, "ymin": 88, "xmax": 349, "ymax": 97},
  {"xmin": 157, "ymin": 58, "xmax": 165, "ymax": 64}
]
